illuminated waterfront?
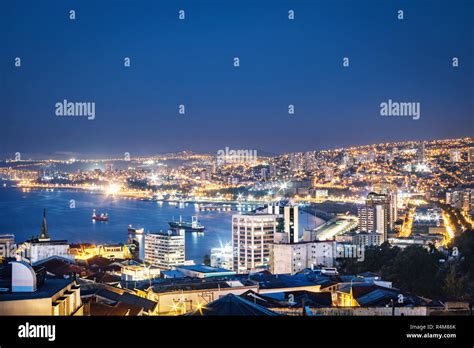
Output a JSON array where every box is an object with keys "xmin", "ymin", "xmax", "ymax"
[{"xmin": 0, "ymin": 187, "xmax": 324, "ymax": 263}]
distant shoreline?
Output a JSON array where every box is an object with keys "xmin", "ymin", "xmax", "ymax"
[{"xmin": 3, "ymin": 184, "xmax": 270, "ymax": 206}]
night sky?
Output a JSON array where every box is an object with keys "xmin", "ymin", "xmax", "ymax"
[{"xmin": 1, "ymin": 0, "xmax": 473, "ymax": 159}]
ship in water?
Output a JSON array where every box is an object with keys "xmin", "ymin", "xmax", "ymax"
[
  {"xmin": 168, "ymin": 216, "xmax": 205, "ymax": 232},
  {"xmin": 92, "ymin": 209, "xmax": 109, "ymax": 222}
]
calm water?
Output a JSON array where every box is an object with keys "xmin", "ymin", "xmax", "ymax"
[{"xmin": 0, "ymin": 187, "xmax": 324, "ymax": 263}]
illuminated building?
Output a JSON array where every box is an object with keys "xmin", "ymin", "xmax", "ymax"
[
  {"xmin": 210, "ymin": 243, "xmax": 233, "ymax": 270},
  {"xmin": 128, "ymin": 226, "xmax": 145, "ymax": 261},
  {"xmin": 144, "ymin": 230, "xmax": 185, "ymax": 270},
  {"xmin": 314, "ymin": 189, "xmax": 329, "ymax": 200},
  {"xmin": 0, "ymin": 261, "xmax": 83, "ymax": 315},
  {"xmin": 269, "ymin": 241, "xmax": 335, "ymax": 275},
  {"xmin": 99, "ymin": 245, "xmax": 131, "ymax": 259},
  {"xmin": 146, "ymin": 278, "xmax": 258, "ymax": 315},
  {"xmin": 358, "ymin": 193, "xmax": 392, "ymax": 241},
  {"xmin": 70, "ymin": 244, "xmax": 131, "ymax": 261},
  {"xmin": 261, "ymin": 167, "xmax": 268, "ymax": 181},
  {"xmin": 447, "ymin": 186, "xmax": 474, "ymax": 215},
  {"xmin": 335, "ymin": 232, "xmax": 383, "ymax": 246},
  {"xmin": 358, "ymin": 205, "xmax": 387, "ymax": 241},
  {"xmin": 16, "ymin": 209, "xmax": 72, "ymax": 265},
  {"xmin": 232, "ymin": 213, "xmax": 277, "ymax": 273},
  {"xmin": 417, "ymin": 141, "xmax": 425, "ymax": 163},
  {"xmin": 269, "ymin": 164, "xmax": 277, "ymax": 178},
  {"xmin": 121, "ymin": 263, "xmax": 161, "ymax": 281},
  {"xmin": 324, "ymin": 166, "xmax": 334, "ymax": 182},
  {"xmin": 388, "ymin": 236, "xmax": 441, "ymax": 249},
  {"xmin": 372, "ymin": 183, "xmax": 398, "ymax": 224},
  {"xmin": 450, "ymin": 149, "xmax": 462, "ymax": 162},
  {"xmin": 468, "ymin": 148, "xmax": 474, "ymax": 162},
  {"xmin": 174, "ymin": 265, "xmax": 235, "ymax": 278},
  {"xmin": 284, "ymin": 205, "xmax": 299, "ymax": 243}
]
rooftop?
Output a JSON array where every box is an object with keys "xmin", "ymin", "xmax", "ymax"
[
  {"xmin": 176, "ymin": 265, "xmax": 234, "ymax": 274},
  {"xmin": 187, "ymin": 293, "xmax": 278, "ymax": 316},
  {"xmin": 0, "ymin": 278, "xmax": 73, "ymax": 301}
]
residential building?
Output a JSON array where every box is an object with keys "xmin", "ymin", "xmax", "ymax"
[
  {"xmin": 0, "ymin": 261, "xmax": 83, "ymax": 315},
  {"xmin": 270, "ymin": 241, "xmax": 336, "ymax": 275},
  {"xmin": 335, "ymin": 232, "xmax": 383, "ymax": 246},
  {"xmin": 232, "ymin": 213, "xmax": 277, "ymax": 273},
  {"xmin": 358, "ymin": 192, "xmax": 392, "ymax": 241},
  {"xmin": 144, "ymin": 230, "xmax": 185, "ymax": 270}
]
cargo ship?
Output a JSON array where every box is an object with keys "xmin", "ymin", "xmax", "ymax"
[
  {"xmin": 168, "ymin": 216, "xmax": 205, "ymax": 232},
  {"xmin": 92, "ymin": 209, "xmax": 109, "ymax": 222}
]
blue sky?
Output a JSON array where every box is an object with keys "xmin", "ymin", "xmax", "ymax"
[{"xmin": 1, "ymin": 0, "xmax": 473, "ymax": 158}]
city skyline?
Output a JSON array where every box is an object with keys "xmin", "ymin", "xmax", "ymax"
[
  {"xmin": 2, "ymin": 136, "xmax": 473, "ymax": 161},
  {"xmin": 0, "ymin": 0, "xmax": 473, "ymax": 342}
]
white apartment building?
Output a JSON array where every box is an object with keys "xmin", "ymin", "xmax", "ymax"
[
  {"xmin": 144, "ymin": 230, "xmax": 185, "ymax": 270},
  {"xmin": 270, "ymin": 241, "xmax": 336, "ymax": 275},
  {"xmin": 232, "ymin": 213, "xmax": 277, "ymax": 274}
]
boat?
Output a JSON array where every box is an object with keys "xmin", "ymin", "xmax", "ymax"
[
  {"xmin": 92, "ymin": 209, "xmax": 109, "ymax": 222},
  {"xmin": 168, "ymin": 216, "xmax": 205, "ymax": 232}
]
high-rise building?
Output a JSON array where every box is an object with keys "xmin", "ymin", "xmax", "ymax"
[
  {"xmin": 284, "ymin": 205, "xmax": 299, "ymax": 243},
  {"xmin": 128, "ymin": 226, "xmax": 145, "ymax": 261},
  {"xmin": 450, "ymin": 149, "xmax": 462, "ymax": 162},
  {"xmin": 269, "ymin": 163, "xmax": 277, "ymax": 178},
  {"xmin": 232, "ymin": 213, "xmax": 277, "ymax": 274},
  {"xmin": 418, "ymin": 142, "xmax": 425, "ymax": 163},
  {"xmin": 144, "ymin": 230, "xmax": 185, "ymax": 270},
  {"xmin": 468, "ymin": 148, "xmax": 474, "ymax": 162},
  {"xmin": 447, "ymin": 187, "xmax": 474, "ymax": 215},
  {"xmin": 260, "ymin": 167, "xmax": 268, "ymax": 181},
  {"xmin": 358, "ymin": 193, "xmax": 391, "ymax": 241},
  {"xmin": 372, "ymin": 183, "xmax": 398, "ymax": 226}
]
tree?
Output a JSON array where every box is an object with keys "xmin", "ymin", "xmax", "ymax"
[
  {"xmin": 386, "ymin": 245, "xmax": 444, "ymax": 298},
  {"xmin": 443, "ymin": 263, "xmax": 469, "ymax": 300}
]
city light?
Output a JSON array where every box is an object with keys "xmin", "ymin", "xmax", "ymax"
[{"xmin": 105, "ymin": 183, "xmax": 121, "ymax": 195}]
